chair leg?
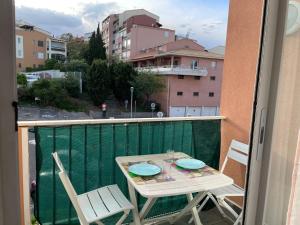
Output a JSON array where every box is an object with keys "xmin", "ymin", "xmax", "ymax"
[
  {"xmin": 116, "ymin": 210, "xmax": 130, "ymax": 225},
  {"xmin": 219, "ymin": 199, "xmax": 239, "ymax": 218},
  {"xmin": 95, "ymin": 221, "xmax": 105, "ymax": 225},
  {"xmin": 233, "ymin": 211, "xmax": 243, "ymax": 225}
]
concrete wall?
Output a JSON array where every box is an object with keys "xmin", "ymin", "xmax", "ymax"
[
  {"xmin": 130, "ymin": 26, "xmax": 175, "ymax": 57},
  {"xmin": 126, "ymin": 15, "xmax": 159, "ymax": 33},
  {"xmin": 16, "ymin": 28, "xmax": 48, "ymax": 72},
  {"xmin": 220, "ymin": 0, "xmax": 264, "ymax": 205}
]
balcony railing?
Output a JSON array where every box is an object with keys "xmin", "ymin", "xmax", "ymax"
[
  {"xmin": 18, "ymin": 116, "xmax": 224, "ymax": 225},
  {"xmin": 136, "ymin": 65, "xmax": 208, "ymax": 76}
]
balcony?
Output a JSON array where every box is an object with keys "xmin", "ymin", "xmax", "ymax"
[
  {"xmin": 137, "ymin": 65, "xmax": 208, "ymax": 76},
  {"xmin": 18, "ymin": 116, "xmax": 239, "ymax": 225}
]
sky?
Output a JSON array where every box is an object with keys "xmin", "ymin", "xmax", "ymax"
[{"xmin": 15, "ymin": 0, "xmax": 229, "ymax": 49}]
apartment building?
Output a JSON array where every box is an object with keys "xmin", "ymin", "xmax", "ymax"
[
  {"xmin": 102, "ymin": 9, "xmax": 175, "ymax": 60},
  {"xmin": 131, "ymin": 39, "xmax": 224, "ymax": 116},
  {"xmin": 15, "ymin": 20, "xmax": 67, "ymax": 73}
]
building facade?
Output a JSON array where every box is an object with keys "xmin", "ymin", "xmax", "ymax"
[
  {"xmin": 15, "ymin": 20, "xmax": 67, "ymax": 73},
  {"xmin": 102, "ymin": 9, "xmax": 175, "ymax": 61},
  {"xmin": 131, "ymin": 39, "xmax": 224, "ymax": 116}
]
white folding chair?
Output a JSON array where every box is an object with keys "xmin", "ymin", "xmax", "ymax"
[
  {"xmin": 52, "ymin": 152, "xmax": 134, "ymax": 225},
  {"xmin": 189, "ymin": 140, "xmax": 249, "ymax": 225}
]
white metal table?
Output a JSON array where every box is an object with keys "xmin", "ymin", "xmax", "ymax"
[{"xmin": 116, "ymin": 152, "xmax": 233, "ymax": 225}]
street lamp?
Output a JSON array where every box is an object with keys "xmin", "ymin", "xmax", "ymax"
[{"xmin": 130, "ymin": 87, "xmax": 134, "ymax": 118}]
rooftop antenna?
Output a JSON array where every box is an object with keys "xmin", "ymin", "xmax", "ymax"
[{"xmin": 186, "ymin": 28, "xmax": 192, "ymax": 39}]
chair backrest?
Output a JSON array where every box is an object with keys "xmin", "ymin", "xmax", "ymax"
[
  {"xmin": 52, "ymin": 152, "xmax": 88, "ymax": 224},
  {"xmin": 221, "ymin": 139, "xmax": 249, "ymax": 173}
]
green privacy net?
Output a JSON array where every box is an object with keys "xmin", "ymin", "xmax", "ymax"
[{"xmin": 34, "ymin": 119, "xmax": 221, "ymax": 225}]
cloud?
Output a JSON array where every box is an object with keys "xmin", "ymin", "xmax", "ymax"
[
  {"xmin": 15, "ymin": 0, "xmax": 229, "ymax": 48},
  {"xmin": 15, "ymin": 6, "xmax": 83, "ymax": 35},
  {"xmin": 80, "ymin": 2, "xmax": 119, "ymax": 31}
]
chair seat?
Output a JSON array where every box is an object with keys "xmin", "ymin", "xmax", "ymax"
[
  {"xmin": 77, "ymin": 185, "xmax": 134, "ymax": 223},
  {"xmin": 210, "ymin": 184, "xmax": 244, "ymax": 198}
]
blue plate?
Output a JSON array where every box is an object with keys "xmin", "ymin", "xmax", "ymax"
[
  {"xmin": 128, "ymin": 163, "xmax": 161, "ymax": 176},
  {"xmin": 175, "ymin": 158, "xmax": 206, "ymax": 170}
]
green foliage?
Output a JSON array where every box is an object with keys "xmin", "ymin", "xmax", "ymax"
[
  {"xmin": 44, "ymin": 59, "xmax": 58, "ymax": 70},
  {"xmin": 25, "ymin": 59, "xmax": 60, "ymax": 72},
  {"xmin": 110, "ymin": 62, "xmax": 138, "ymax": 101},
  {"xmin": 63, "ymin": 60, "xmax": 89, "ymax": 73},
  {"xmin": 31, "ymin": 79, "xmax": 66, "ymax": 106},
  {"xmin": 86, "ymin": 59, "xmax": 111, "ymax": 105},
  {"xmin": 84, "ymin": 24, "xmax": 106, "ymax": 65},
  {"xmin": 67, "ymin": 40, "xmax": 88, "ymax": 61},
  {"xmin": 17, "ymin": 73, "xmax": 27, "ymax": 87},
  {"xmin": 131, "ymin": 71, "xmax": 166, "ymax": 103},
  {"xmin": 64, "ymin": 74, "xmax": 80, "ymax": 98}
]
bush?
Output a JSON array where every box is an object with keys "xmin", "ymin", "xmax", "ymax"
[
  {"xmin": 17, "ymin": 87, "xmax": 32, "ymax": 102},
  {"xmin": 17, "ymin": 73, "xmax": 27, "ymax": 87},
  {"xmin": 86, "ymin": 59, "xmax": 111, "ymax": 105},
  {"xmin": 64, "ymin": 74, "xmax": 80, "ymax": 98}
]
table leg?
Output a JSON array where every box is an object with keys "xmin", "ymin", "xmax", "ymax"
[
  {"xmin": 127, "ymin": 181, "xmax": 142, "ymax": 225},
  {"xmin": 139, "ymin": 198, "xmax": 157, "ymax": 221},
  {"xmin": 187, "ymin": 193, "xmax": 202, "ymax": 225},
  {"xmin": 170, "ymin": 192, "xmax": 207, "ymax": 225}
]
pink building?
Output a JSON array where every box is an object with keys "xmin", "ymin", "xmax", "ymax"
[
  {"xmin": 131, "ymin": 39, "xmax": 224, "ymax": 116},
  {"xmin": 102, "ymin": 9, "xmax": 175, "ymax": 61}
]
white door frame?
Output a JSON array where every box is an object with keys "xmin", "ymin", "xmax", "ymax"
[
  {"xmin": 244, "ymin": 0, "xmax": 289, "ymax": 224},
  {"xmin": 0, "ymin": 0, "xmax": 21, "ymax": 224}
]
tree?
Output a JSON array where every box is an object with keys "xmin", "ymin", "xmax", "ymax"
[
  {"xmin": 86, "ymin": 59, "xmax": 111, "ymax": 105},
  {"xmin": 95, "ymin": 24, "xmax": 106, "ymax": 60},
  {"xmin": 131, "ymin": 72, "xmax": 166, "ymax": 103},
  {"xmin": 84, "ymin": 24, "xmax": 106, "ymax": 64},
  {"xmin": 67, "ymin": 40, "xmax": 88, "ymax": 61},
  {"xmin": 60, "ymin": 33, "xmax": 74, "ymax": 42},
  {"xmin": 110, "ymin": 62, "xmax": 137, "ymax": 101}
]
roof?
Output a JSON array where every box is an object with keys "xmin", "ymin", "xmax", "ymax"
[
  {"xmin": 207, "ymin": 46, "xmax": 225, "ymax": 55},
  {"xmin": 131, "ymin": 49, "xmax": 224, "ymax": 61},
  {"xmin": 16, "ymin": 19, "xmax": 52, "ymax": 36}
]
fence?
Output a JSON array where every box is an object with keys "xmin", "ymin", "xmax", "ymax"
[{"xmin": 20, "ymin": 117, "xmax": 222, "ymax": 224}]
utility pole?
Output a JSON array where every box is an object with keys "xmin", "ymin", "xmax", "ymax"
[{"xmin": 130, "ymin": 87, "xmax": 134, "ymax": 118}]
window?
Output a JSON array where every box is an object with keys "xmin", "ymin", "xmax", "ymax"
[
  {"xmin": 210, "ymin": 76, "xmax": 216, "ymax": 80},
  {"xmin": 33, "ymin": 64, "xmax": 36, "ymax": 68},
  {"xmin": 209, "ymin": 92, "xmax": 214, "ymax": 97},
  {"xmin": 194, "ymin": 76, "xmax": 201, "ymax": 80},
  {"xmin": 178, "ymin": 75, "xmax": 184, "ymax": 79},
  {"xmin": 17, "ymin": 50, "xmax": 22, "ymax": 58},
  {"xmin": 37, "ymin": 52, "xmax": 44, "ymax": 59},
  {"xmin": 18, "ymin": 63, "xmax": 22, "ymax": 68},
  {"xmin": 193, "ymin": 92, "xmax": 199, "ymax": 96},
  {"xmin": 177, "ymin": 92, "xmax": 183, "ymax": 96},
  {"xmin": 191, "ymin": 60, "xmax": 198, "ymax": 69},
  {"xmin": 211, "ymin": 61, "xmax": 217, "ymax": 68},
  {"xmin": 112, "ymin": 40, "xmax": 115, "ymax": 44},
  {"xmin": 38, "ymin": 40, "xmax": 44, "ymax": 47}
]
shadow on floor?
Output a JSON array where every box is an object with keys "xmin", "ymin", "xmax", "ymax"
[{"xmin": 157, "ymin": 207, "xmax": 233, "ymax": 225}]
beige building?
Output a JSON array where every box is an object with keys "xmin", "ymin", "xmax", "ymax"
[{"xmin": 15, "ymin": 20, "xmax": 67, "ymax": 73}]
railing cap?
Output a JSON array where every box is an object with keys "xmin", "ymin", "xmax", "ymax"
[{"xmin": 18, "ymin": 116, "xmax": 225, "ymax": 127}]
